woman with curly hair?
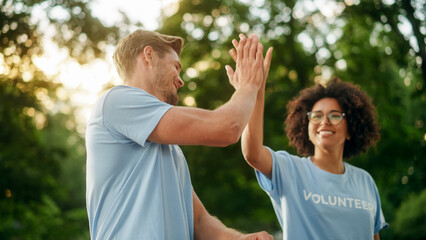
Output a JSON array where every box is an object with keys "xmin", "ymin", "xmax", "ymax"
[{"xmin": 241, "ymin": 77, "xmax": 389, "ymax": 239}]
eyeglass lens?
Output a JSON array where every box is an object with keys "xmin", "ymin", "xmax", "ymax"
[{"xmin": 308, "ymin": 111, "xmax": 345, "ymax": 125}]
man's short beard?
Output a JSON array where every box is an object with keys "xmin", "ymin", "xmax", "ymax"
[{"xmin": 164, "ymin": 92, "xmax": 179, "ymax": 105}]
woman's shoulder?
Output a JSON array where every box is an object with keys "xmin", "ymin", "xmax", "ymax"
[
  {"xmin": 268, "ymin": 147, "xmax": 310, "ymax": 166},
  {"xmin": 345, "ymin": 162, "xmax": 375, "ymax": 182},
  {"xmin": 268, "ymin": 147, "xmax": 305, "ymax": 159}
]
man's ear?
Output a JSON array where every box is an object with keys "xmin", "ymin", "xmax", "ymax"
[{"xmin": 142, "ymin": 46, "xmax": 153, "ymax": 64}]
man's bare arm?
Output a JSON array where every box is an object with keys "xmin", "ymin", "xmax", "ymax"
[{"xmin": 148, "ymin": 35, "xmax": 264, "ymax": 147}]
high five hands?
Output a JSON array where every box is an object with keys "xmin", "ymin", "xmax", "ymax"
[
  {"xmin": 224, "ymin": 33, "xmax": 274, "ymax": 240},
  {"xmin": 226, "ymin": 34, "xmax": 273, "ymax": 89}
]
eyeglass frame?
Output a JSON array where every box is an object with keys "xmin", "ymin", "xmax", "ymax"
[{"xmin": 307, "ymin": 111, "xmax": 346, "ymax": 126}]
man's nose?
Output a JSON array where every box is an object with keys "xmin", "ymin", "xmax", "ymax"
[{"xmin": 177, "ymin": 77, "xmax": 184, "ymax": 87}]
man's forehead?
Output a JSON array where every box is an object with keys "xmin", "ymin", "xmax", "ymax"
[{"xmin": 164, "ymin": 49, "xmax": 181, "ymax": 65}]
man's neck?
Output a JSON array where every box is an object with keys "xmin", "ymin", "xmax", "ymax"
[{"xmin": 127, "ymin": 77, "xmax": 165, "ymax": 102}]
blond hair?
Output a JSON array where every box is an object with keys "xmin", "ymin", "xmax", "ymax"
[{"xmin": 113, "ymin": 29, "xmax": 184, "ymax": 81}]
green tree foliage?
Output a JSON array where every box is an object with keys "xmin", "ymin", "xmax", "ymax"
[
  {"xmin": 159, "ymin": 0, "xmax": 425, "ymax": 237},
  {"xmin": 0, "ymin": 0, "xmax": 120, "ymax": 238},
  {"xmin": 2, "ymin": 0, "xmax": 425, "ymax": 238},
  {"xmin": 394, "ymin": 189, "xmax": 426, "ymax": 239}
]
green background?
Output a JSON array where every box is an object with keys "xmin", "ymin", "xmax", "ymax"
[{"xmin": 0, "ymin": 0, "xmax": 425, "ymax": 239}]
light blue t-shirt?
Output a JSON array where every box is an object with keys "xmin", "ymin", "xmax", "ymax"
[
  {"xmin": 256, "ymin": 147, "xmax": 388, "ymax": 240},
  {"xmin": 85, "ymin": 86, "xmax": 193, "ymax": 240}
]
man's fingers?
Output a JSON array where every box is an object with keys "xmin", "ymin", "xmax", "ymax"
[
  {"xmin": 229, "ymin": 48, "xmax": 237, "ymax": 62},
  {"xmin": 230, "ymin": 38, "xmax": 239, "ymax": 62},
  {"xmin": 237, "ymin": 36, "xmax": 246, "ymax": 62},
  {"xmin": 232, "ymin": 39, "xmax": 239, "ymax": 50},
  {"xmin": 256, "ymin": 42, "xmax": 264, "ymax": 63},
  {"xmin": 225, "ymin": 65, "xmax": 235, "ymax": 80},
  {"xmin": 262, "ymin": 232, "xmax": 274, "ymax": 240},
  {"xmin": 243, "ymin": 36, "xmax": 253, "ymax": 60},
  {"xmin": 249, "ymin": 35, "xmax": 259, "ymax": 59},
  {"xmin": 249, "ymin": 231, "xmax": 274, "ymax": 240}
]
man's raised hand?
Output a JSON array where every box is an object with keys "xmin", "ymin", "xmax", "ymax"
[
  {"xmin": 225, "ymin": 34, "xmax": 264, "ymax": 91},
  {"xmin": 227, "ymin": 34, "xmax": 273, "ymax": 88}
]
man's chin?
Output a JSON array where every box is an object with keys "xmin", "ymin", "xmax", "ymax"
[{"xmin": 165, "ymin": 95, "xmax": 179, "ymax": 106}]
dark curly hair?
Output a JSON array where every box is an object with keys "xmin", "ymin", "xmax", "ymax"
[{"xmin": 285, "ymin": 78, "xmax": 380, "ymax": 159}]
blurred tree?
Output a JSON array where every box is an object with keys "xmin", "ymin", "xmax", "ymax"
[
  {"xmin": 2, "ymin": 0, "xmax": 424, "ymax": 238},
  {"xmin": 0, "ymin": 0, "xmax": 121, "ymax": 238},
  {"xmin": 158, "ymin": 0, "xmax": 425, "ymax": 238},
  {"xmin": 393, "ymin": 189, "xmax": 426, "ymax": 239}
]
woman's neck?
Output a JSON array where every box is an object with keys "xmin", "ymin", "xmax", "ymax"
[{"xmin": 311, "ymin": 150, "xmax": 345, "ymax": 174}]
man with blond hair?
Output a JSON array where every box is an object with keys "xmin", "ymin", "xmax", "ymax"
[{"xmin": 85, "ymin": 29, "xmax": 273, "ymax": 239}]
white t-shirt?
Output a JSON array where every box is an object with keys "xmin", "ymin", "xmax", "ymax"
[
  {"xmin": 86, "ymin": 86, "xmax": 193, "ymax": 240},
  {"xmin": 256, "ymin": 147, "xmax": 388, "ymax": 240}
]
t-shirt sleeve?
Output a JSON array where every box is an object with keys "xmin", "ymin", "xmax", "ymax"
[
  {"xmin": 255, "ymin": 147, "xmax": 295, "ymax": 200},
  {"xmin": 372, "ymin": 181, "xmax": 389, "ymax": 234},
  {"xmin": 102, "ymin": 87, "xmax": 172, "ymax": 147}
]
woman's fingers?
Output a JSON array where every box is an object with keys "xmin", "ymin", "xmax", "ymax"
[{"xmin": 263, "ymin": 47, "xmax": 273, "ymax": 79}]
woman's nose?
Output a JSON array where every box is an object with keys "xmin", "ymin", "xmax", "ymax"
[{"xmin": 321, "ymin": 115, "xmax": 331, "ymax": 125}]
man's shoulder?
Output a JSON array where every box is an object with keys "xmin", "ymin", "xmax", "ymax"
[
  {"xmin": 105, "ymin": 85, "xmax": 161, "ymax": 105},
  {"xmin": 109, "ymin": 85, "xmax": 147, "ymax": 96}
]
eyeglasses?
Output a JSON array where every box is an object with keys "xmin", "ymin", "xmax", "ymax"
[{"xmin": 307, "ymin": 111, "xmax": 346, "ymax": 125}]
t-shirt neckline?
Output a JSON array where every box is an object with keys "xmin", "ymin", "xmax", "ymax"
[{"xmin": 306, "ymin": 157, "xmax": 349, "ymax": 180}]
